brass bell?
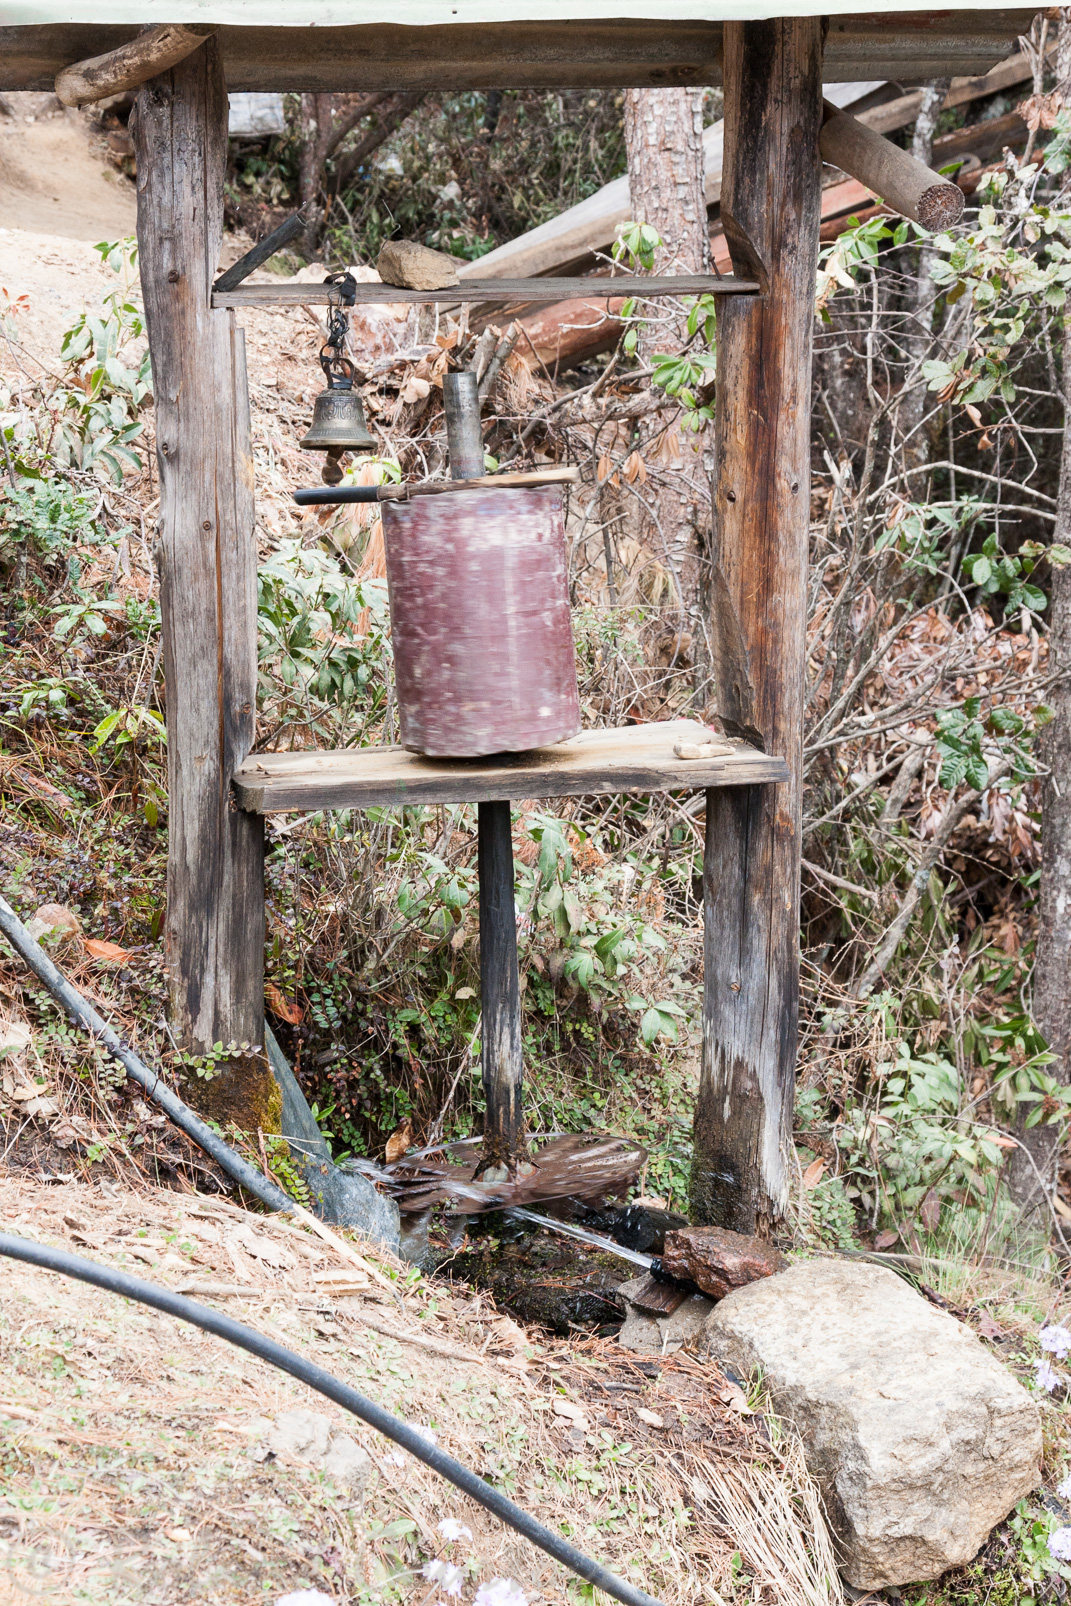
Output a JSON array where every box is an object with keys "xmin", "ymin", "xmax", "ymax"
[
  {"xmin": 300, "ymin": 385, "xmax": 375, "ymax": 484},
  {"xmin": 300, "ymin": 271, "xmax": 375, "ymax": 483}
]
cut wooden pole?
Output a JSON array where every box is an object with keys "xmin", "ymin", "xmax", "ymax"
[
  {"xmin": 820, "ymin": 100, "xmax": 964, "ymax": 231},
  {"xmin": 691, "ymin": 17, "xmax": 823, "ymax": 1235},
  {"xmin": 439, "ymin": 372, "xmax": 526, "ymax": 1174},
  {"xmin": 133, "ymin": 39, "xmax": 272, "ymax": 1130},
  {"xmin": 56, "ymin": 23, "xmax": 215, "ymax": 108}
]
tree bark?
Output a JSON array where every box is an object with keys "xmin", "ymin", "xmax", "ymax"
[
  {"xmin": 622, "ymin": 88, "xmax": 711, "ymax": 677},
  {"xmin": 1015, "ymin": 11, "xmax": 1071, "ymax": 1211},
  {"xmin": 134, "ymin": 40, "xmax": 273, "ymax": 1131},
  {"xmin": 690, "ymin": 18, "xmax": 823, "ymax": 1235},
  {"xmin": 896, "ymin": 79, "xmax": 952, "ymax": 473},
  {"xmin": 297, "ymin": 90, "xmax": 424, "ymax": 255}
]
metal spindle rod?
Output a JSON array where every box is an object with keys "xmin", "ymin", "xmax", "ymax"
[
  {"xmin": 442, "ymin": 370, "xmax": 526, "ymax": 1173},
  {"xmin": 478, "ymin": 799, "xmax": 525, "ymax": 1172},
  {"xmin": 443, "ymin": 370, "xmax": 484, "ymax": 480}
]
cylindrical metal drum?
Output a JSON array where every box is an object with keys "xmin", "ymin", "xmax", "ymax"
[{"xmin": 382, "ymin": 485, "xmax": 581, "ymax": 757}]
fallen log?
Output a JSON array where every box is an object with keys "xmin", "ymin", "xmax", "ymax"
[
  {"xmin": 518, "ymin": 293, "xmax": 627, "ymax": 368},
  {"xmin": 55, "ymin": 24, "xmax": 215, "ymax": 108},
  {"xmin": 819, "ymin": 100, "xmax": 964, "ymax": 230}
]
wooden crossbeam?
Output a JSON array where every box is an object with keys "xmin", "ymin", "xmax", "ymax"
[
  {"xmin": 0, "ymin": 14, "xmax": 1035, "ymax": 94},
  {"xmin": 232, "ymin": 723, "xmax": 787, "ymax": 814},
  {"xmin": 212, "ymin": 274, "xmax": 758, "ymax": 310}
]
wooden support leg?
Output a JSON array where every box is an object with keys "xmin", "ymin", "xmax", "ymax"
[
  {"xmin": 477, "ymin": 800, "xmax": 526, "ymax": 1175},
  {"xmin": 690, "ymin": 18, "xmax": 823, "ymax": 1234},
  {"xmin": 134, "ymin": 41, "xmax": 273, "ymax": 1129}
]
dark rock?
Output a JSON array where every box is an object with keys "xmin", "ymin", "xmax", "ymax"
[
  {"xmin": 442, "ymin": 1229, "xmax": 630, "ymax": 1333},
  {"xmin": 584, "ymin": 1202, "xmax": 688, "ymax": 1256},
  {"xmin": 660, "ymin": 1225, "xmax": 787, "ymax": 1300}
]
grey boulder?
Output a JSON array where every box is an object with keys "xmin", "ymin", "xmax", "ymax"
[{"xmin": 700, "ymin": 1258, "xmax": 1040, "ymax": 1588}]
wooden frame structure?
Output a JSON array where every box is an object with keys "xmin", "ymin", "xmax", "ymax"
[{"xmin": 0, "ymin": 4, "xmax": 1022, "ymax": 1230}]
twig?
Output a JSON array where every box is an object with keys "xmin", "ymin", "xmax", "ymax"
[
  {"xmin": 801, "ymin": 858, "xmax": 877, "ymax": 902},
  {"xmin": 849, "ymin": 757, "xmax": 1012, "ymax": 1002}
]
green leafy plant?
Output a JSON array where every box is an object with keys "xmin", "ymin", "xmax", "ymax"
[
  {"xmin": 52, "ymin": 239, "xmax": 152, "ymax": 483},
  {"xmin": 89, "ymin": 704, "xmax": 167, "ymax": 757}
]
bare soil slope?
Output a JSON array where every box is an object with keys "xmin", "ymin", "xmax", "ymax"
[{"xmin": 0, "ymin": 104, "xmax": 137, "ymax": 244}]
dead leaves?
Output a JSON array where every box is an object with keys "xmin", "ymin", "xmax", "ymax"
[
  {"xmin": 82, "ymin": 938, "xmax": 134, "ymax": 963},
  {"xmin": 265, "ymin": 982, "xmax": 304, "ymax": 1025},
  {"xmin": 801, "ymin": 1157, "xmax": 827, "ymax": 1190},
  {"xmin": 385, "ymin": 1118, "xmax": 413, "ymax": 1166}
]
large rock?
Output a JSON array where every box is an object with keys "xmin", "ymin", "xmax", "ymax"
[
  {"xmin": 700, "ymin": 1259, "xmax": 1040, "ymax": 1588},
  {"xmin": 376, "ymin": 239, "xmax": 459, "ymax": 290},
  {"xmin": 661, "ymin": 1224, "xmax": 787, "ymax": 1299}
]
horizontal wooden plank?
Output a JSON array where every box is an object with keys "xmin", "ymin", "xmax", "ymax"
[
  {"xmin": 233, "ymin": 720, "xmax": 788, "ymax": 812},
  {"xmin": 0, "ymin": 16, "xmax": 1032, "ymax": 93},
  {"xmin": 213, "ymin": 274, "xmax": 757, "ymax": 309}
]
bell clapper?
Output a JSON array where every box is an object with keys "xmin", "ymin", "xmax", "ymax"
[{"xmin": 298, "ymin": 271, "xmax": 376, "ymax": 471}]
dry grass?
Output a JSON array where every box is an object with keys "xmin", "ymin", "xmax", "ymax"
[{"xmin": 0, "ymin": 1170, "xmax": 841, "ymax": 1606}]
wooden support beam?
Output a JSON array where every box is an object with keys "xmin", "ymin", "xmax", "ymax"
[
  {"xmin": 691, "ymin": 17, "xmax": 823, "ymax": 1236},
  {"xmin": 133, "ymin": 40, "xmax": 271, "ymax": 1132},
  {"xmin": 820, "ymin": 101, "xmax": 964, "ymax": 231},
  {"xmin": 0, "ymin": 14, "xmax": 1033, "ymax": 94},
  {"xmin": 211, "ymin": 275, "xmax": 757, "ymax": 309},
  {"xmin": 231, "ymin": 723, "xmax": 786, "ymax": 812},
  {"xmin": 55, "ymin": 23, "xmax": 214, "ymax": 107}
]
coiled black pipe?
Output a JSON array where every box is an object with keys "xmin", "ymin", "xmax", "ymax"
[
  {"xmin": 0, "ymin": 893, "xmax": 293, "ymax": 1215},
  {"xmin": 0, "ymin": 1233, "xmax": 665, "ymax": 1606}
]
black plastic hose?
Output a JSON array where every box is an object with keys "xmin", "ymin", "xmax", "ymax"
[
  {"xmin": 0, "ymin": 893, "xmax": 293, "ymax": 1215},
  {"xmin": 294, "ymin": 485, "xmax": 382, "ymax": 505},
  {"xmin": 0, "ymin": 1233, "xmax": 665, "ymax": 1606}
]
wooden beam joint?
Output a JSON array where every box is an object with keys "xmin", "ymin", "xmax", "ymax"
[
  {"xmin": 55, "ymin": 22, "xmax": 215, "ymax": 108},
  {"xmin": 820, "ymin": 100, "xmax": 965, "ymax": 232}
]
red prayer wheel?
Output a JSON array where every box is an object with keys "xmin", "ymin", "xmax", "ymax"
[{"xmin": 382, "ymin": 485, "xmax": 581, "ymax": 758}]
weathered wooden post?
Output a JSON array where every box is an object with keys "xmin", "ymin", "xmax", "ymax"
[
  {"xmin": 133, "ymin": 40, "xmax": 275, "ymax": 1129},
  {"xmin": 691, "ymin": 17, "xmax": 823, "ymax": 1234}
]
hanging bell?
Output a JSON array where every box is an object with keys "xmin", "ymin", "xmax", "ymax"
[
  {"xmin": 299, "ymin": 270, "xmax": 375, "ymax": 483},
  {"xmin": 299, "ymin": 386, "xmax": 376, "ymax": 454}
]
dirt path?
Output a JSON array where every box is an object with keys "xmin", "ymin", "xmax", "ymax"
[{"xmin": 0, "ymin": 106, "xmax": 137, "ymax": 244}]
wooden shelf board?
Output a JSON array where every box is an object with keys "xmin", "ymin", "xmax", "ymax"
[
  {"xmin": 233, "ymin": 720, "xmax": 787, "ymax": 813},
  {"xmin": 212, "ymin": 274, "xmax": 759, "ymax": 309}
]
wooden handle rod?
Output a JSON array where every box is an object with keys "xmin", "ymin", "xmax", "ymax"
[
  {"xmin": 819, "ymin": 100, "xmax": 964, "ymax": 232},
  {"xmin": 293, "ymin": 466, "xmax": 579, "ymax": 506},
  {"xmin": 55, "ymin": 24, "xmax": 216, "ymax": 108},
  {"xmin": 214, "ymin": 209, "xmax": 308, "ymax": 294}
]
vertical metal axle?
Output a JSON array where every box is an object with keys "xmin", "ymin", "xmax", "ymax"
[
  {"xmin": 443, "ymin": 370, "xmax": 484, "ymax": 480},
  {"xmin": 442, "ymin": 370, "xmax": 526, "ymax": 1173},
  {"xmin": 478, "ymin": 800, "xmax": 525, "ymax": 1173}
]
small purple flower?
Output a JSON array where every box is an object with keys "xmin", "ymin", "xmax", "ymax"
[
  {"xmin": 474, "ymin": 1580, "xmax": 527, "ymax": 1606},
  {"xmin": 422, "ymin": 1560, "xmax": 464, "ymax": 1597},
  {"xmin": 1036, "ymin": 1358, "xmax": 1061, "ymax": 1393},
  {"xmin": 1041, "ymin": 1325, "xmax": 1071, "ymax": 1360},
  {"xmin": 1049, "ymin": 1527, "xmax": 1071, "ymax": 1563},
  {"xmin": 1057, "ymin": 1473, "xmax": 1071, "ymax": 1501},
  {"xmin": 438, "ymin": 1519, "xmax": 473, "ymax": 1542}
]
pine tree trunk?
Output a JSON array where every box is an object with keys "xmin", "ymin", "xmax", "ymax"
[
  {"xmin": 622, "ymin": 89, "xmax": 711, "ymax": 697},
  {"xmin": 1016, "ymin": 10, "xmax": 1071, "ymax": 1210}
]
